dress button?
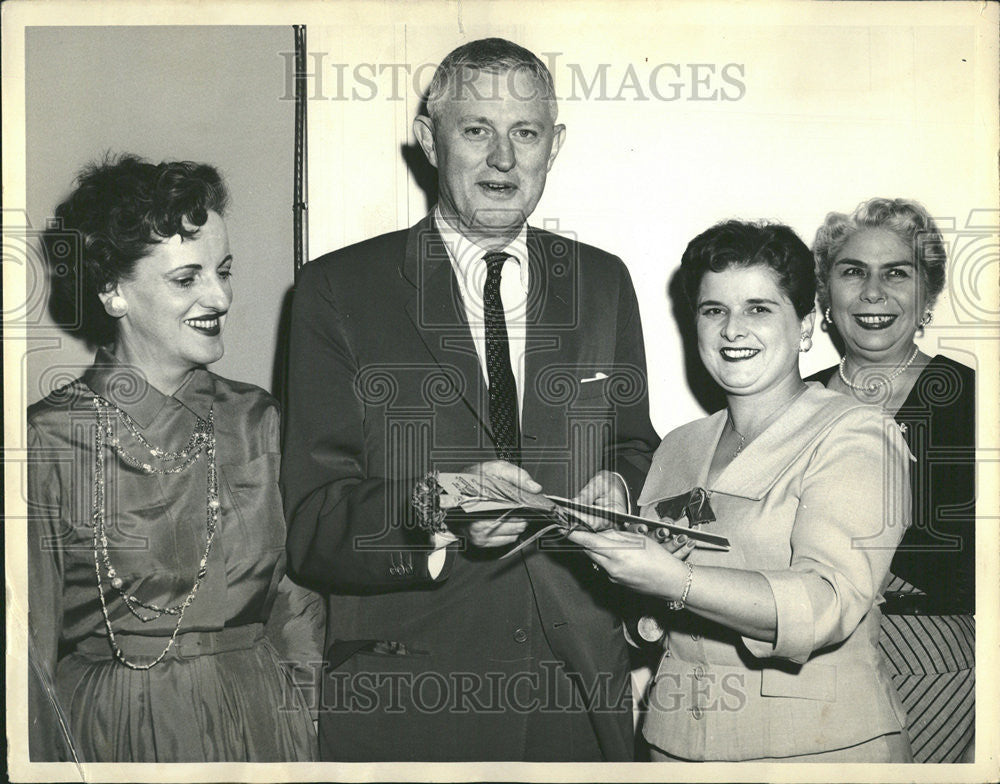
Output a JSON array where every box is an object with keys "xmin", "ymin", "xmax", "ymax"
[
  {"xmin": 691, "ymin": 706, "xmax": 703, "ymax": 720},
  {"xmin": 693, "ymin": 665, "xmax": 705, "ymax": 680},
  {"xmin": 513, "ymin": 628, "xmax": 528, "ymax": 644}
]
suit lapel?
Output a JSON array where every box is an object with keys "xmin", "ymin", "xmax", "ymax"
[
  {"xmin": 401, "ymin": 217, "xmax": 490, "ymax": 437},
  {"xmin": 522, "ymin": 228, "xmax": 579, "ymax": 465}
]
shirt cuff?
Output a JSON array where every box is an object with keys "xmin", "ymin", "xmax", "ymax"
[
  {"xmin": 741, "ymin": 569, "xmax": 815, "ymax": 664},
  {"xmin": 427, "ymin": 531, "xmax": 458, "ymax": 580},
  {"xmin": 610, "ymin": 471, "xmax": 632, "ymax": 514}
]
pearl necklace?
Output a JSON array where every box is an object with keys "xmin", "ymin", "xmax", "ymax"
[
  {"xmin": 838, "ymin": 346, "xmax": 919, "ymax": 393},
  {"xmin": 92, "ymin": 395, "xmax": 219, "ymax": 669}
]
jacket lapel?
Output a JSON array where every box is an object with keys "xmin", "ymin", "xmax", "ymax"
[
  {"xmin": 401, "ymin": 216, "xmax": 490, "ymax": 439},
  {"xmin": 521, "ymin": 228, "xmax": 578, "ymax": 466}
]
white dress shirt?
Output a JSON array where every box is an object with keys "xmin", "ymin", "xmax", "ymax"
[{"xmin": 433, "ymin": 207, "xmax": 530, "ymax": 416}]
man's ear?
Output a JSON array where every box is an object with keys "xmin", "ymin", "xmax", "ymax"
[
  {"xmin": 546, "ymin": 124, "xmax": 566, "ymax": 172},
  {"xmin": 413, "ymin": 115, "xmax": 438, "ymax": 168}
]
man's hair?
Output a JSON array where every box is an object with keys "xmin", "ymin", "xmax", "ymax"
[{"xmin": 424, "ymin": 38, "xmax": 558, "ymax": 121}]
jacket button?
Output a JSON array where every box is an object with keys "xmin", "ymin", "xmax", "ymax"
[
  {"xmin": 513, "ymin": 628, "xmax": 528, "ymax": 644},
  {"xmin": 691, "ymin": 706, "xmax": 703, "ymax": 720}
]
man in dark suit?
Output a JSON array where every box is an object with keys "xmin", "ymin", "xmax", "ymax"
[{"xmin": 281, "ymin": 37, "xmax": 660, "ymax": 761}]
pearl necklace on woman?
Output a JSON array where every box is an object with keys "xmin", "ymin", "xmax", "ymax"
[
  {"xmin": 838, "ymin": 345, "xmax": 919, "ymax": 393},
  {"xmin": 92, "ymin": 395, "xmax": 219, "ymax": 670}
]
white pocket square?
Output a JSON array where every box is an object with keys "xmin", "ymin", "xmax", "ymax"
[{"xmin": 580, "ymin": 372, "xmax": 608, "ymax": 383}]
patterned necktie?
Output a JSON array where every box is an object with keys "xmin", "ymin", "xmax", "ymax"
[{"xmin": 482, "ymin": 251, "xmax": 520, "ymax": 464}]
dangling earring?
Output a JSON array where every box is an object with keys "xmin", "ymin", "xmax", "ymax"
[
  {"xmin": 915, "ymin": 311, "xmax": 932, "ymax": 339},
  {"xmin": 105, "ymin": 295, "xmax": 128, "ymax": 318},
  {"xmin": 799, "ymin": 333, "xmax": 813, "ymax": 353},
  {"xmin": 820, "ymin": 307, "xmax": 833, "ymax": 333}
]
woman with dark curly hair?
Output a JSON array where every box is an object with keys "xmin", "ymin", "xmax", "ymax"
[
  {"xmin": 28, "ymin": 155, "xmax": 320, "ymax": 762},
  {"xmin": 810, "ymin": 197, "xmax": 975, "ymax": 763},
  {"xmin": 570, "ymin": 221, "xmax": 912, "ymax": 761}
]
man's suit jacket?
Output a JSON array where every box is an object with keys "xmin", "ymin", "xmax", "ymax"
[{"xmin": 281, "ymin": 214, "xmax": 660, "ymax": 761}]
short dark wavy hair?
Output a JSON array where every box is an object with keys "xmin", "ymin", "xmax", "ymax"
[
  {"xmin": 812, "ymin": 197, "xmax": 947, "ymax": 313},
  {"xmin": 43, "ymin": 153, "xmax": 228, "ymax": 344},
  {"xmin": 680, "ymin": 220, "xmax": 816, "ymax": 319}
]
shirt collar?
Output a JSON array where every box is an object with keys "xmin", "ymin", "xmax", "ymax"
[
  {"xmin": 83, "ymin": 346, "xmax": 216, "ymax": 428},
  {"xmin": 433, "ymin": 205, "xmax": 530, "ymax": 293}
]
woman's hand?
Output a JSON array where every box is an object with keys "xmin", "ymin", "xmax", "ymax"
[{"xmin": 567, "ymin": 527, "xmax": 695, "ymax": 598}]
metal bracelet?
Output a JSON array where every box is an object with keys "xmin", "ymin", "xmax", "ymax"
[{"xmin": 668, "ymin": 561, "xmax": 694, "ymax": 611}]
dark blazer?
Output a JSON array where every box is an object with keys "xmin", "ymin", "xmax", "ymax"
[{"xmin": 280, "ymin": 214, "xmax": 660, "ymax": 761}]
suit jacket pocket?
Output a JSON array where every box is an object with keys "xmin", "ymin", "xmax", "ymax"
[{"xmin": 760, "ymin": 661, "xmax": 836, "ymax": 702}]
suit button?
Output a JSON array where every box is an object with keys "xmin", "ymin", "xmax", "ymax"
[
  {"xmin": 691, "ymin": 706, "xmax": 703, "ymax": 720},
  {"xmin": 693, "ymin": 665, "xmax": 705, "ymax": 680},
  {"xmin": 513, "ymin": 628, "xmax": 528, "ymax": 644}
]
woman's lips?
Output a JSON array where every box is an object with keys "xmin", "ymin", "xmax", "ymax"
[
  {"xmin": 184, "ymin": 316, "xmax": 223, "ymax": 337},
  {"xmin": 720, "ymin": 347, "xmax": 760, "ymax": 361},
  {"xmin": 852, "ymin": 313, "xmax": 898, "ymax": 330}
]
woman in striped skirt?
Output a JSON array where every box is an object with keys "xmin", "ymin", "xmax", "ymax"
[{"xmin": 809, "ymin": 197, "xmax": 975, "ymax": 762}]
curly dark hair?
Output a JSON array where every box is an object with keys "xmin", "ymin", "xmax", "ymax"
[
  {"xmin": 43, "ymin": 153, "xmax": 228, "ymax": 344},
  {"xmin": 680, "ymin": 220, "xmax": 816, "ymax": 319}
]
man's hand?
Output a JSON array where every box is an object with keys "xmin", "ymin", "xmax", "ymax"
[
  {"xmin": 568, "ymin": 470, "xmax": 628, "ymax": 531},
  {"xmin": 440, "ymin": 461, "xmax": 547, "ymax": 548}
]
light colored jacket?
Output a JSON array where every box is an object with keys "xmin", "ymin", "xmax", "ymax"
[{"xmin": 638, "ymin": 383, "xmax": 911, "ymax": 760}]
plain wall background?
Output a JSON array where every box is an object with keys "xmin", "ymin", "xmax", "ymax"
[{"xmin": 24, "ymin": 26, "xmax": 295, "ymax": 405}]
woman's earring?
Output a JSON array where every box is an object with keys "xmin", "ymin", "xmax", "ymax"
[
  {"xmin": 799, "ymin": 333, "xmax": 813, "ymax": 353},
  {"xmin": 820, "ymin": 307, "xmax": 833, "ymax": 333},
  {"xmin": 916, "ymin": 310, "xmax": 932, "ymax": 339},
  {"xmin": 105, "ymin": 295, "xmax": 128, "ymax": 318}
]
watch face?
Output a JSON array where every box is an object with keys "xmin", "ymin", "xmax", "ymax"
[{"xmin": 638, "ymin": 614, "xmax": 665, "ymax": 642}]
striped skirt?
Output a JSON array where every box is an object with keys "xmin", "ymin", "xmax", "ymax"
[{"xmin": 879, "ymin": 606, "xmax": 975, "ymax": 763}]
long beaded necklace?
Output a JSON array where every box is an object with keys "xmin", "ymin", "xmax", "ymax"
[
  {"xmin": 92, "ymin": 395, "xmax": 219, "ymax": 669},
  {"xmin": 838, "ymin": 345, "xmax": 919, "ymax": 393}
]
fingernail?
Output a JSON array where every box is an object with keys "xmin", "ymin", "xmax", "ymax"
[{"xmin": 675, "ymin": 534, "xmax": 687, "ymax": 545}]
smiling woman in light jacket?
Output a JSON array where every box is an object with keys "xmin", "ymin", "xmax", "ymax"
[{"xmin": 570, "ymin": 220, "xmax": 912, "ymax": 762}]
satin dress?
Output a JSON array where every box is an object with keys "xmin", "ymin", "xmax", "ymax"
[{"xmin": 28, "ymin": 349, "xmax": 321, "ymax": 762}]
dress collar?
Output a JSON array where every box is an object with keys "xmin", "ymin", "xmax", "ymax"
[
  {"xmin": 83, "ymin": 347, "xmax": 216, "ymax": 428},
  {"xmin": 638, "ymin": 383, "xmax": 865, "ymax": 504}
]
